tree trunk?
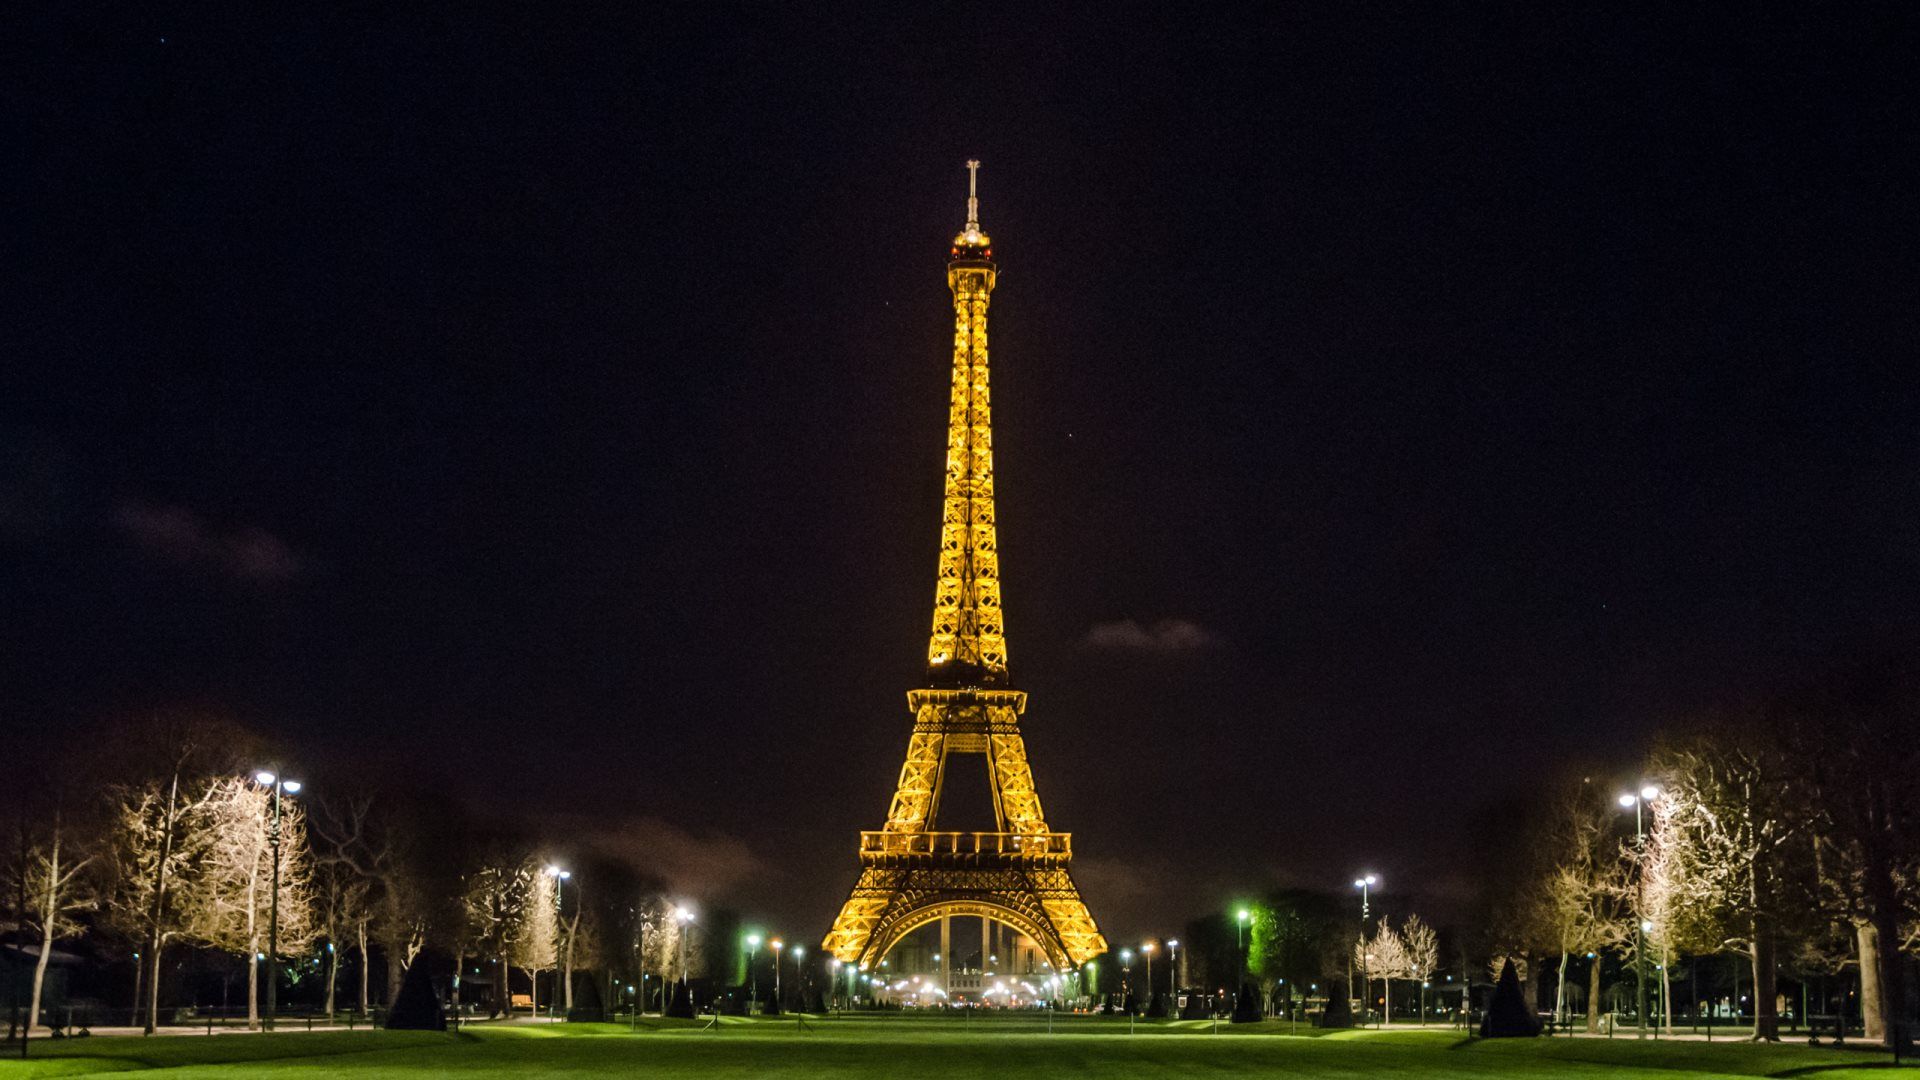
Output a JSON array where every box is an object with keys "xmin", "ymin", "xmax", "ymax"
[
  {"xmin": 247, "ymin": 948, "xmax": 261, "ymax": 1030},
  {"xmin": 498, "ymin": 955, "xmax": 510, "ymax": 1017},
  {"xmin": 1856, "ymin": 920, "xmax": 1885, "ymax": 1041},
  {"xmin": 383, "ymin": 927, "xmax": 405, "ymax": 1006},
  {"xmin": 324, "ymin": 938, "xmax": 338, "ymax": 1019},
  {"xmin": 1586, "ymin": 954, "xmax": 1602, "ymax": 1033},
  {"xmin": 1382, "ymin": 976, "xmax": 1391, "ymax": 1024},
  {"xmin": 563, "ymin": 912, "xmax": 579, "ymax": 1010},
  {"xmin": 28, "ymin": 827, "xmax": 60, "ymax": 1032},
  {"xmin": 530, "ymin": 967, "xmax": 539, "ymax": 1018},
  {"xmin": 357, "ymin": 919, "xmax": 370, "ymax": 1014},
  {"xmin": 1749, "ymin": 932, "xmax": 1779, "ymax": 1041},
  {"xmin": 146, "ymin": 943, "xmax": 165, "ymax": 1034},
  {"xmin": 1659, "ymin": 954, "xmax": 1672, "ymax": 1034},
  {"xmin": 144, "ymin": 771, "xmax": 182, "ymax": 1035},
  {"xmin": 1554, "ymin": 951, "xmax": 1569, "ymax": 1025}
]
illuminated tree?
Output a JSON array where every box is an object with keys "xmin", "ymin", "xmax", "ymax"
[
  {"xmin": 1401, "ymin": 915, "xmax": 1438, "ymax": 1021},
  {"xmin": 99, "ymin": 714, "xmax": 257, "ymax": 1035},
  {"xmin": 3, "ymin": 805, "xmax": 99, "ymax": 1032},
  {"xmin": 187, "ymin": 777, "xmax": 315, "ymax": 1029},
  {"xmin": 105, "ymin": 774, "xmax": 225, "ymax": 1033},
  {"xmin": 515, "ymin": 866, "xmax": 559, "ymax": 1014},
  {"xmin": 1354, "ymin": 921, "xmax": 1409, "ymax": 1022},
  {"xmin": 1648, "ymin": 716, "xmax": 1817, "ymax": 1042},
  {"xmin": 461, "ymin": 854, "xmax": 532, "ymax": 1016},
  {"xmin": 1522, "ymin": 775, "xmax": 1630, "ymax": 1031}
]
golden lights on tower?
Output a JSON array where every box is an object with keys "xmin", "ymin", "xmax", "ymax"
[{"xmin": 822, "ymin": 163, "xmax": 1106, "ymax": 975}]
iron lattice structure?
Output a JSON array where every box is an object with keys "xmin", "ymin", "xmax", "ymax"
[{"xmin": 823, "ymin": 163, "xmax": 1107, "ymax": 973}]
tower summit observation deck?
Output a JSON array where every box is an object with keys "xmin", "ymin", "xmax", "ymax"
[{"xmin": 822, "ymin": 163, "xmax": 1107, "ymax": 978}]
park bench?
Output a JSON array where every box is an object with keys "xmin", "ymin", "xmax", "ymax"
[
  {"xmin": 1805, "ymin": 1014, "xmax": 1847, "ymax": 1045},
  {"xmin": 510, "ymin": 993, "xmax": 534, "ymax": 1012}
]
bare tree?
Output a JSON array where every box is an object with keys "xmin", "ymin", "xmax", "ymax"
[
  {"xmin": 309, "ymin": 794, "xmax": 430, "ymax": 1009},
  {"xmin": 461, "ymin": 855, "xmax": 532, "ymax": 1017},
  {"xmin": 515, "ymin": 865, "xmax": 559, "ymax": 1016},
  {"xmin": 184, "ymin": 777, "xmax": 315, "ymax": 1029},
  {"xmin": 105, "ymin": 773, "xmax": 225, "ymax": 1033},
  {"xmin": 1649, "ymin": 717, "xmax": 1816, "ymax": 1042},
  {"xmin": 1401, "ymin": 915, "xmax": 1438, "ymax": 1023},
  {"xmin": 1538, "ymin": 787, "xmax": 1629, "ymax": 1030},
  {"xmin": 1781, "ymin": 662, "xmax": 1919, "ymax": 1050},
  {"xmin": 311, "ymin": 856, "xmax": 370, "ymax": 1019},
  {"xmin": 1355, "ymin": 921, "xmax": 1409, "ymax": 1023},
  {"xmin": 4, "ymin": 805, "xmax": 99, "ymax": 1032}
]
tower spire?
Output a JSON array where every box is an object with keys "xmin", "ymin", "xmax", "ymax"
[
  {"xmin": 966, "ymin": 159, "xmax": 981, "ymax": 231},
  {"xmin": 954, "ymin": 160, "xmax": 990, "ymax": 250}
]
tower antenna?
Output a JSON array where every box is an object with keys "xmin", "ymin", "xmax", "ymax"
[{"xmin": 966, "ymin": 159, "xmax": 981, "ymax": 229}]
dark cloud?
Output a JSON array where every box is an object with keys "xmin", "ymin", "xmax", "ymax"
[
  {"xmin": 113, "ymin": 502, "xmax": 303, "ymax": 584},
  {"xmin": 560, "ymin": 813, "xmax": 773, "ymax": 902},
  {"xmin": 1082, "ymin": 618, "xmax": 1220, "ymax": 654}
]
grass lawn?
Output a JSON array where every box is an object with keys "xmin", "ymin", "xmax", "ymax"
[{"xmin": 1, "ymin": 1014, "xmax": 1909, "ymax": 1078}]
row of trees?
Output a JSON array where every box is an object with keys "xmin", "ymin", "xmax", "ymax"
[
  {"xmin": 1492, "ymin": 659, "xmax": 1917, "ymax": 1047},
  {"xmin": 2, "ymin": 713, "xmax": 716, "ymax": 1033}
]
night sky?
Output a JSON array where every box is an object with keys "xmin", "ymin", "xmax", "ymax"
[{"xmin": 6, "ymin": 8, "xmax": 1915, "ymax": 942}]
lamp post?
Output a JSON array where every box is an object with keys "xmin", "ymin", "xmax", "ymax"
[
  {"xmin": 1168, "ymin": 940, "xmax": 1180, "ymax": 1009},
  {"xmin": 543, "ymin": 866, "xmax": 570, "ymax": 1018},
  {"xmin": 1354, "ymin": 874, "xmax": 1377, "ymax": 1026},
  {"xmin": 1141, "ymin": 943, "xmax": 1155, "ymax": 1012},
  {"xmin": 1237, "ymin": 909, "xmax": 1251, "ymax": 1010},
  {"xmin": 770, "ymin": 939, "xmax": 785, "ymax": 1008},
  {"xmin": 1120, "ymin": 949, "xmax": 1133, "ymax": 1012},
  {"xmin": 253, "ymin": 771, "xmax": 301, "ymax": 1031},
  {"xmin": 674, "ymin": 907, "xmax": 694, "ymax": 997},
  {"xmin": 744, "ymin": 934, "xmax": 761, "ymax": 1012},
  {"xmin": 1618, "ymin": 786, "xmax": 1659, "ymax": 1038}
]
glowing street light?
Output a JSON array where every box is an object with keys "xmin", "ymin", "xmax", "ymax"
[
  {"xmin": 744, "ymin": 934, "xmax": 762, "ymax": 1012},
  {"xmin": 1353, "ymin": 874, "xmax": 1379, "ymax": 1026},
  {"xmin": 1141, "ymin": 942, "xmax": 1155, "ymax": 1011},
  {"xmin": 541, "ymin": 866, "xmax": 571, "ymax": 1018},
  {"xmin": 1618, "ymin": 786, "xmax": 1660, "ymax": 1037},
  {"xmin": 1168, "ymin": 940, "xmax": 1180, "ymax": 1005},
  {"xmin": 771, "ymin": 938, "xmax": 785, "ymax": 1006},
  {"xmin": 252, "ymin": 770, "xmax": 303, "ymax": 1030}
]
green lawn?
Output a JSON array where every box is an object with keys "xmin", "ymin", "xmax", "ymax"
[{"xmin": 0, "ymin": 1014, "xmax": 1908, "ymax": 1078}]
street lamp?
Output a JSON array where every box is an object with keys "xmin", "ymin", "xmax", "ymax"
[
  {"xmin": 744, "ymin": 934, "xmax": 762, "ymax": 1012},
  {"xmin": 674, "ymin": 906, "xmax": 694, "ymax": 992},
  {"xmin": 1236, "ymin": 909, "xmax": 1251, "ymax": 1007},
  {"xmin": 1354, "ymin": 874, "xmax": 1378, "ymax": 1025},
  {"xmin": 1168, "ymin": 940, "xmax": 1180, "ymax": 1007},
  {"xmin": 1140, "ymin": 943, "xmax": 1155, "ymax": 1012},
  {"xmin": 1119, "ymin": 949, "xmax": 1133, "ymax": 1010},
  {"xmin": 253, "ymin": 770, "xmax": 302, "ymax": 1031},
  {"xmin": 1618, "ymin": 786, "xmax": 1659, "ymax": 1038},
  {"xmin": 543, "ymin": 866, "xmax": 570, "ymax": 1019},
  {"xmin": 771, "ymin": 938, "xmax": 785, "ymax": 1007}
]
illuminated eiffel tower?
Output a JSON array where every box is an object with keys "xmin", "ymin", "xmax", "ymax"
[{"xmin": 822, "ymin": 163, "xmax": 1106, "ymax": 977}]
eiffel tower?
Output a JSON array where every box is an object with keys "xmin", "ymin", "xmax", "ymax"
[{"xmin": 822, "ymin": 162, "xmax": 1106, "ymax": 977}]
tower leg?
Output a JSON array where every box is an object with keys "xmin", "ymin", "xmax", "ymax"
[
  {"xmin": 982, "ymin": 918, "xmax": 991, "ymax": 972},
  {"xmin": 941, "ymin": 918, "xmax": 952, "ymax": 991}
]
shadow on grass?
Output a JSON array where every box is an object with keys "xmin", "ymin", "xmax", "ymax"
[{"xmin": 1770, "ymin": 1063, "xmax": 1915, "ymax": 1077}]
